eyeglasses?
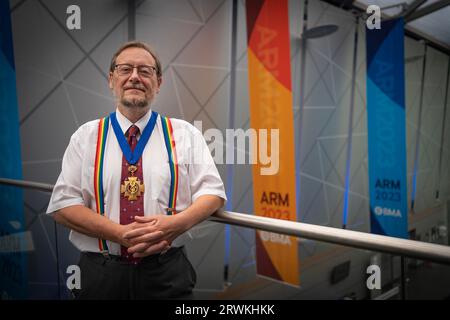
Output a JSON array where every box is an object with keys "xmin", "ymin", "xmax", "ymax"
[{"xmin": 114, "ymin": 64, "xmax": 157, "ymax": 78}]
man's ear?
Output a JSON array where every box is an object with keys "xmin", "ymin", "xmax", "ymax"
[
  {"xmin": 157, "ymin": 77, "xmax": 162, "ymax": 93},
  {"xmin": 108, "ymin": 72, "xmax": 114, "ymax": 89}
]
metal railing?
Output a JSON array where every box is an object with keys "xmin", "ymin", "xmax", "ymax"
[{"xmin": 2, "ymin": 177, "xmax": 450, "ymax": 265}]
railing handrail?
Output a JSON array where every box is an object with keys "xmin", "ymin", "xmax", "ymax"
[
  {"xmin": 2, "ymin": 177, "xmax": 450, "ymax": 265},
  {"xmin": 0, "ymin": 178, "xmax": 54, "ymax": 192}
]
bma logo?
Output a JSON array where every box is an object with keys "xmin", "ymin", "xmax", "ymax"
[
  {"xmin": 260, "ymin": 231, "xmax": 291, "ymax": 245},
  {"xmin": 366, "ymin": 265, "xmax": 381, "ymax": 290},
  {"xmin": 374, "ymin": 206, "xmax": 402, "ymax": 217}
]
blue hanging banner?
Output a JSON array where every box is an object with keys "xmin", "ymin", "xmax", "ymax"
[
  {"xmin": 366, "ymin": 18, "xmax": 408, "ymax": 238},
  {"xmin": 0, "ymin": 0, "xmax": 28, "ymax": 298}
]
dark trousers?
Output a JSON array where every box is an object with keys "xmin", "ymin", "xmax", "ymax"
[{"xmin": 72, "ymin": 246, "xmax": 196, "ymax": 300}]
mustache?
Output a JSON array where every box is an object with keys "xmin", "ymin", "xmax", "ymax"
[{"xmin": 124, "ymin": 85, "xmax": 145, "ymax": 91}]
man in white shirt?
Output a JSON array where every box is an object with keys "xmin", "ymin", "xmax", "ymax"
[{"xmin": 47, "ymin": 41, "xmax": 226, "ymax": 299}]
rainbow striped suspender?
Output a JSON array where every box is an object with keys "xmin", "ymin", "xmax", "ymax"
[
  {"xmin": 94, "ymin": 114, "xmax": 179, "ymax": 253},
  {"xmin": 94, "ymin": 116, "xmax": 109, "ymax": 253},
  {"xmin": 160, "ymin": 115, "xmax": 179, "ymax": 215}
]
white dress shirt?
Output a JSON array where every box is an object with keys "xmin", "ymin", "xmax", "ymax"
[{"xmin": 47, "ymin": 109, "xmax": 227, "ymax": 254}]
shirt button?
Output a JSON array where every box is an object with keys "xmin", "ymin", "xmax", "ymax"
[{"xmin": 123, "ymin": 208, "xmax": 127, "ymax": 212}]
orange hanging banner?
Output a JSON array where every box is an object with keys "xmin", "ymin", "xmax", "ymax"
[{"xmin": 246, "ymin": 0, "xmax": 299, "ymax": 286}]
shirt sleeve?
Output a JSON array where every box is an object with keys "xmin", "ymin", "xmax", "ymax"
[
  {"xmin": 188, "ymin": 128, "xmax": 227, "ymax": 204},
  {"xmin": 46, "ymin": 126, "xmax": 87, "ymax": 215}
]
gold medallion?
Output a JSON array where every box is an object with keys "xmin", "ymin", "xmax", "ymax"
[
  {"xmin": 128, "ymin": 165, "xmax": 137, "ymax": 175},
  {"xmin": 120, "ymin": 164, "xmax": 145, "ymax": 201}
]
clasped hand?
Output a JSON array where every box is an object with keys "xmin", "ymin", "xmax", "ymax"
[{"xmin": 120, "ymin": 215, "xmax": 184, "ymax": 258}]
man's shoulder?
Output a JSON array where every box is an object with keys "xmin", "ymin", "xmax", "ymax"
[{"xmin": 71, "ymin": 118, "xmax": 105, "ymax": 140}]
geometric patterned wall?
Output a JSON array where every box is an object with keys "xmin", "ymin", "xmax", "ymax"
[
  {"xmin": 10, "ymin": 0, "xmax": 450, "ymax": 299},
  {"xmin": 12, "ymin": 0, "xmax": 130, "ymax": 299},
  {"xmin": 412, "ymin": 46, "xmax": 449, "ymax": 212}
]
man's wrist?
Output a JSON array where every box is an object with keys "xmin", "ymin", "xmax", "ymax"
[
  {"xmin": 110, "ymin": 223, "xmax": 124, "ymax": 245},
  {"xmin": 173, "ymin": 211, "xmax": 193, "ymax": 234}
]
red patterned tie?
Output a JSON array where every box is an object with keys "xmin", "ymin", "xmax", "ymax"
[{"xmin": 120, "ymin": 125, "xmax": 144, "ymax": 263}]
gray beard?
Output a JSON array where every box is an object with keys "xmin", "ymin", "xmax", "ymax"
[{"xmin": 121, "ymin": 97, "xmax": 149, "ymax": 109}]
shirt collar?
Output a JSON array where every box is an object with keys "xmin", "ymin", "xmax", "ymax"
[{"xmin": 115, "ymin": 108, "xmax": 153, "ymax": 135}]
